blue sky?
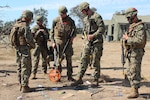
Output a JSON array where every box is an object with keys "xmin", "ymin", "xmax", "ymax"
[{"xmin": 0, "ymin": 0, "xmax": 149, "ymax": 28}]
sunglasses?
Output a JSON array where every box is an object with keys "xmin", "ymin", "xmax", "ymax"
[{"xmin": 127, "ymin": 17, "xmax": 131, "ymax": 19}]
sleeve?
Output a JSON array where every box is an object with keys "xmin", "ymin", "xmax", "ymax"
[
  {"xmin": 31, "ymin": 27, "xmax": 36, "ymax": 33},
  {"xmin": 50, "ymin": 18, "xmax": 57, "ymax": 43},
  {"xmin": 127, "ymin": 24, "xmax": 145, "ymax": 46},
  {"xmin": 31, "ymin": 25, "xmax": 39, "ymax": 38},
  {"xmin": 93, "ymin": 14, "xmax": 105, "ymax": 38},
  {"xmin": 25, "ymin": 26, "xmax": 35, "ymax": 49},
  {"xmin": 82, "ymin": 17, "xmax": 87, "ymax": 34}
]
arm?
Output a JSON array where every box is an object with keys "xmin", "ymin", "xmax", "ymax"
[
  {"xmin": 92, "ymin": 14, "xmax": 105, "ymax": 38},
  {"xmin": 126, "ymin": 24, "xmax": 146, "ymax": 46},
  {"xmin": 50, "ymin": 18, "xmax": 57, "ymax": 48},
  {"xmin": 25, "ymin": 26, "xmax": 35, "ymax": 49},
  {"xmin": 87, "ymin": 14, "xmax": 105, "ymax": 41},
  {"xmin": 50, "ymin": 19, "xmax": 57, "ymax": 42}
]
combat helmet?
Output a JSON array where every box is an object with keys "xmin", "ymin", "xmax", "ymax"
[
  {"xmin": 125, "ymin": 7, "xmax": 138, "ymax": 18},
  {"xmin": 58, "ymin": 6, "xmax": 68, "ymax": 14},
  {"xmin": 36, "ymin": 15, "xmax": 44, "ymax": 22},
  {"xmin": 79, "ymin": 2, "xmax": 89, "ymax": 12},
  {"xmin": 22, "ymin": 10, "xmax": 33, "ymax": 19}
]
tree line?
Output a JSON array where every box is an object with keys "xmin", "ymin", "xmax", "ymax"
[{"xmin": 0, "ymin": 5, "xmax": 98, "ymax": 35}]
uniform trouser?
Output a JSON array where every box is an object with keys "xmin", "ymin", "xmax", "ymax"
[
  {"xmin": 65, "ymin": 55, "xmax": 73, "ymax": 77},
  {"xmin": 55, "ymin": 43, "xmax": 73, "ymax": 77},
  {"xmin": 16, "ymin": 46, "xmax": 32, "ymax": 86},
  {"xmin": 78, "ymin": 42, "xmax": 103, "ymax": 80},
  {"xmin": 126, "ymin": 49, "xmax": 144, "ymax": 89},
  {"xmin": 32, "ymin": 44, "xmax": 47, "ymax": 74}
]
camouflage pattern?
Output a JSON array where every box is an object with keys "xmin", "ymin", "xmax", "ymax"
[
  {"xmin": 22, "ymin": 10, "xmax": 33, "ymax": 19},
  {"xmin": 58, "ymin": 6, "xmax": 68, "ymax": 14},
  {"xmin": 31, "ymin": 24, "xmax": 49, "ymax": 74},
  {"xmin": 125, "ymin": 20, "xmax": 146, "ymax": 89},
  {"xmin": 14, "ymin": 19, "xmax": 35, "ymax": 87},
  {"xmin": 125, "ymin": 7, "xmax": 138, "ymax": 18},
  {"xmin": 78, "ymin": 11, "xmax": 105, "ymax": 80},
  {"xmin": 50, "ymin": 15, "xmax": 76, "ymax": 77},
  {"xmin": 36, "ymin": 15, "xmax": 44, "ymax": 22},
  {"xmin": 79, "ymin": 2, "xmax": 89, "ymax": 12}
]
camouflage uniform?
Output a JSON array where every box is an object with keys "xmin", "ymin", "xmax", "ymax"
[
  {"xmin": 32, "ymin": 15, "xmax": 49, "ymax": 77},
  {"xmin": 79, "ymin": 12, "xmax": 104, "ymax": 78},
  {"xmin": 50, "ymin": 6, "xmax": 76, "ymax": 81},
  {"xmin": 72, "ymin": 2, "xmax": 105, "ymax": 86},
  {"xmin": 125, "ymin": 22, "xmax": 146, "ymax": 89},
  {"xmin": 123, "ymin": 7, "xmax": 146, "ymax": 98},
  {"xmin": 11, "ymin": 10, "xmax": 35, "ymax": 92}
]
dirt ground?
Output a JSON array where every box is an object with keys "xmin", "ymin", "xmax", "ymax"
[{"xmin": 0, "ymin": 34, "xmax": 150, "ymax": 100}]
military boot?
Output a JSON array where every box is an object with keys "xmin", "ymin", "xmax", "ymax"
[
  {"xmin": 21, "ymin": 86, "xmax": 31, "ymax": 93},
  {"xmin": 71, "ymin": 78, "xmax": 83, "ymax": 86},
  {"xmin": 92, "ymin": 79, "xmax": 99, "ymax": 86},
  {"xmin": 127, "ymin": 87, "xmax": 139, "ymax": 99}
]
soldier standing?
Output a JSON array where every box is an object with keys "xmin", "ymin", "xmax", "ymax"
[
  {"xmin": 31, "ymin": 15, "xmax": 49, "ymax": 79},
  {"xmin": 71, "ymin": 2, "xmax": 105, "ymax": 86},
  {"xmin": 123, "ymin": 8, "xmax": 146, "ymax": 99},
  {"xmin": 50, "ymin": 6, "xmax": 76, "ymax": 81},
  {"xmin": 10, "ymin": 10, "xmax": 35, "ymax": 93}
]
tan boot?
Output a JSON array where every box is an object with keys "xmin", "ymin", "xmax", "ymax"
[
  {"xmin": 31, "ymin": 74, "xmax": 37, "ymax": 79},
  {"xmin": 127, "ymin": 87, "xmax": 139, "ymax": 99},
  {"xmin": 21, "ymin": 86, "xmax": 31, "ymax": 93},
  {"xmin": 92, "ymin": 79, "xmax": 99, "ymax": 86},
  {"xmin": 71, "ymin": 78, "xmax": 83, "ymax": 86}
]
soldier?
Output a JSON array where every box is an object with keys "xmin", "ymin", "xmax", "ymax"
[
  {"xmin": 50, "ymin": 6, "xmax": 76, "ymax": 81},
  {"xmin": 71, "ymin": 2, "xmax": 105, "ymax": 86},
  {"xmin": 10, "ymin": 10, "xmax": 35, "ymax": 93},
  {"xmin": 31, "ymin": 15, "xmax": 49, "ymax": 79},
  {"xmin": 123, "ymin": 7, "xmax": 146, "ymax": 99}
]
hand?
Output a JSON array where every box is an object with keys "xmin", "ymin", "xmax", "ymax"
[
  {"xmin": 52, "ymin": 43, "xmax": 56, "ymax": 48},
  {"xmin": 123, "ymin": 34, "xmax": 128, "ymax": 40},
  {"xmin": 70, "ymin": 37, "xmax": 74, "ymax": 43},
  {"xmin": 88, "ymin": 34, "xmax": 94, "ymax": 41},
  {"xmin": 39, "ymin": 29, "xmax": 46, "ymax": 35},
  {"xmin": 81, "ymin": 35, "xmax": 85, "ymax": 39},
  {"xmin": 36, "ymin": 29, "xmax": 45, "ymax": 35}
]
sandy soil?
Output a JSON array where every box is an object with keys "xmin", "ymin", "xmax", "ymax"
[{"xmin": 0, "ymin": 34, "xmax": 150, "ymax": 100}]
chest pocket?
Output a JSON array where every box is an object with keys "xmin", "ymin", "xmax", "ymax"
[
  {"xmin": 90, "ymin": 19, "xmax": 98, "ymax": 32},
  {"xmin": 85, "ymin": 18, "xmax": 97, "ymax": 34},
  {"xmin": 55, "ymin": 20, "xmax": 71, "ymax": 37},
  {"xmin": 63, "ymin": 21, "xmax": 71, "ymax": 32}
]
